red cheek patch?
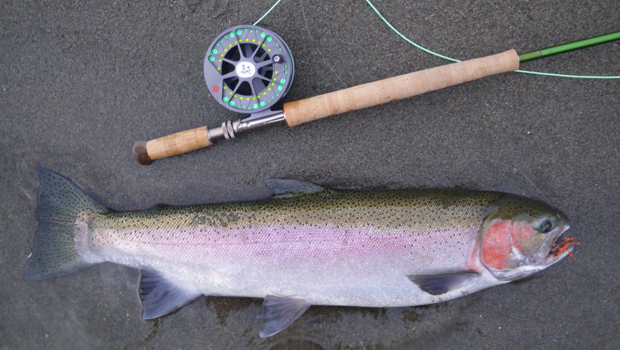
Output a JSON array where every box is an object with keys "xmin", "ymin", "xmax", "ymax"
[
  {"xmin": 482, "ymin": 220, "xmax": 511, "ymax": 270},
  {"xmin": 510, "ymin": 222, "xmax": 535, "ymax": 252}
]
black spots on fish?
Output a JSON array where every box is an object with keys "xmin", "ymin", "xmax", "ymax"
[
  {"xmin": 185, "ymin": 212, "xmax": 242, "ymax": 229},
  {"xmin": 35, "ymin": 169, "xmax": 108, "ymax": 227},
  {"xmin": 83, "ymin": 189, "xmax": 500, "ymax": 261},
  {"xmin": 486, "ymin": 193, "xmax": 559, "ymax": 222},
  {"xmin": 189, "ymin": 215, "xmax": 207, "ymax": 226}
]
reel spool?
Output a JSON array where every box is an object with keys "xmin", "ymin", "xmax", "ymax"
[{"xmin": 204, "ymin": 25, "xmax": 294, "ymax": 113}]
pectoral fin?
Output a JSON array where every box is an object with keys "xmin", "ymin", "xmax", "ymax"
[
  {"xmin": 258, "ymin": 295, "xmax": 311, "ymax": 337},
  {"xmin": 139, "ymin": 270, "xmax": 201, "ymax": 319},
  {"xmin": 408, "ymin": 272, "xmax": 479, "ymax": 296}
]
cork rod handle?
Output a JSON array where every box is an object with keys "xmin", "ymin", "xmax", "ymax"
[
  {"xmin": 132, "ymin": 126, "xmax": 212, "ymax": 165},
  {"xmin": 283, "ymin": 50, "xmax": 519, "ymax": 126}
]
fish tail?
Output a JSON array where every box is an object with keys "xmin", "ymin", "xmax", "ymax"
[{"xmin": 23, "ymin": 168, "xmax": 109, "ymax": 280}]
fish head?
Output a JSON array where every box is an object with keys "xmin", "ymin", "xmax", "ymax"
[{"xmin": 479, "ymin": 194, "xmax": 572, "ymax": 281}]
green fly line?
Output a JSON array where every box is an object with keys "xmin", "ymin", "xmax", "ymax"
[
  {"xmin": 254, "ymin": 0, "xmax": 620, "ymax": 79},
  {"xmin": 253, "ymin": 0, "xmax": 282, "ymax": 26}
]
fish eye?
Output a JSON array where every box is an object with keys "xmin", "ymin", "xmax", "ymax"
[{"xmin": 537, "ymin": 219, "xmax": 554, "ymax": 233}]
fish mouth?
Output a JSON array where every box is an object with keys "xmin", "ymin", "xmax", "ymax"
[{"xmin": 544, "ymin": 225, "xmax": 579, "ymax": 264}]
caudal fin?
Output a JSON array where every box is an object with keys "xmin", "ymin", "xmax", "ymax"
[{"xmin": 23, "ymin": 168, "xmax": 109, "ymax": 280}]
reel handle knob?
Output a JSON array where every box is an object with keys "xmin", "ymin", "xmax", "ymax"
[{"xmin": 132, "ymin": 126, "xmax": 212, "ymax": 165}]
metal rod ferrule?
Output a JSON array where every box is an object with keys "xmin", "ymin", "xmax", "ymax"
[{"xmin": 207, "ymin": 110, "xmax": 285, "ymax": 143}]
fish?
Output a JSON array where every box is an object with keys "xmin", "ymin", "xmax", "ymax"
[{"xmin": 24, "ymin": 168, "xmax": 577, "ymax": 337}]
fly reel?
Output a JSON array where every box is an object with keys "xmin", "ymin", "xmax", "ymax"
[{"xmin": 204, "ymin": 25, "xmax": 294, "ymax": 113}]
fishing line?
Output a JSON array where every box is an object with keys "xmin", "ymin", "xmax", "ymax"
[
  {"xmin": 253, "ymin": 0, "xmax": 282, "ymax": 26},
  {"xmin": 255, "ymin": 0, "xmax": 620, "ymax": 79},
  {"xmin": 299, "ymin": 0, "xmax": 347, "ymax": 88},
  {"xmin": 363, "ymin": 0, "xmax": 620, "ymax": 79},
  {"xmin": 483, "ymin": 158, "xmax": 552, "ymax": 205}
]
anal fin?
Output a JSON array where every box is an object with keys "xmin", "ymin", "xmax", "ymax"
[
  {"xmin": 258, "ymin": 295, "xmax": 311, "ymax": 337},
  {"xmin": 140, "ymin": 269, "xmax": 201, "ymax": 319},
  {"xmin": 408, "ymin": 272, "xmax": 479, "ymax": 296}
]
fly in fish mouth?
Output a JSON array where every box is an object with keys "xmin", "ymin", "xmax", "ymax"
[{"xmin": 550, "ymin": 236, "xmax": 580, "ymax": 259}]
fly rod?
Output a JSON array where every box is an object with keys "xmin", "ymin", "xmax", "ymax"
[{"xmin": 132, "ymin": 28, "xmax": 620, "ymax": 165}]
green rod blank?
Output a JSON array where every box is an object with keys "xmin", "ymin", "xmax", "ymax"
[{"xmin": 519, "ymin": 31, "xmax": 620, "ymax": 63}]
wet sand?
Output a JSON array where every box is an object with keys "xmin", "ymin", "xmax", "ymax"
[{"xmin": 1, "ymin": 0, "xmax": 619, "ymax": 349}]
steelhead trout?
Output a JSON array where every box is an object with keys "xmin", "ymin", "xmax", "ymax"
[{"xmin": 25, "ymin": 168, "xmax": 576, "ymax": 337}]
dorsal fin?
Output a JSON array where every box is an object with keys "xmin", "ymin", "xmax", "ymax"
[
  {"xmin": 265, "ymin": 179, "xmax": 324, "ymax": 199},
  {"xmin": 146, "ymin": 203, "xmax": 174, "ymax": 211},
  {"xmin": 139, "ymin": 270, "xmax": 201, "ymax": 319}
]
